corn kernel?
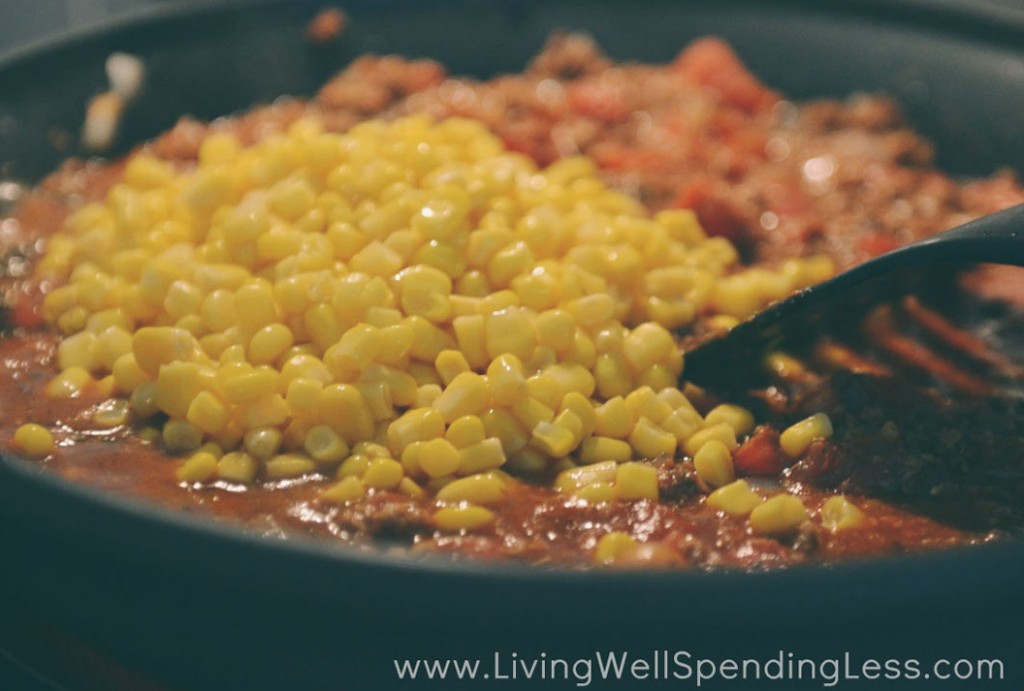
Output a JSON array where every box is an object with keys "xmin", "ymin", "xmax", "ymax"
[
  {"xmin": 555, "ymin": 460, "xmax": 617, "ymax": 492},
  {"xmin": 575, "ymin": 481, "xmax": 617, "ymax": 504},
  {"xmin": 780, "ymin": 413, "xmax": 834, "ymax": 457},
  {"xmin": 456, "ymin": 437, "xmax": 506, "ymax": 475},
  {"xmin": 705, "ymin": 404, "xmax": 755, "ymax": 437},
  {"xmin": 629, "ymin": 417, "xmax": 676, "ymax": 459},
  {"xmin": 435, "ymin": 349, "xmax": 471, "ymax": 386},
  {"xmin": 436, "ymin": 471, "xmax": 506, "ymax": 505},
  {"xmin": 693, "ymin": 439, "xmax": 735, "ymax": 488},
  {"xmin": 57, "ymin": 331, "xmax": 97, "ymax": 371},
  {"xmin": 362, "ymin": 457, "xmax": 404, "ymax": 489},
  {"xmin": 320, "ymin": 475, "xmax": 366, "ymax": 504},
  {"xmin": 265, "ymin": 453, "xmax": 317, "ymax": 479},
  {"xmin": 217, "ymin": 451, "xmax": 258, "ymax": 483},
  {"xmin": 417, "ymin": 437, "xmax": 462, "ymax": 478},
  {"xmin": 451, "ymin": 314, "xmax": 489, "ymax": 370},
  {"xmin": 337, "ymin": 454, "xmax": 371, "ymax": 478},
  {"xmin": 615, "ymin": 462, "xmax": 659, "ymax": 501},
  {"xmin": 243, "ymin": 427, "xmax": 283, "ymax": 459},
  {"xmin": 434, "ymin": 504, "xmax": 495, "ymax": 531},
  {"xmin": 387, "ymin": 407, "xmax": 446, "ymax": 455},
  {"xmin": 46, "ymin": 366, "xmax": 94, "ymax": 398},
  {"xmin": 593, "ymin": 531, "xmax": 638, "ymax": 564},
  {"xmin": 684, "ymin": 423, "xmax": 738, "ymax": 457},
  {"xmin": 484, "ymin": 307, "xmax": 537, "ymax": 361},
  {"xmin": 622, "ymin": 322, "xmax": 677, "ymax": 372},
  {"xmin": 13, "ymin": 423, "xmax": 54, "ymax": 458},
  {"xmin": 749, "ymin": 494, "xmax": 808, "ymax": 535},
  {"xmin": 579, "ymin": 436, "xmax": 632, "ymax": 464},
  {"xmin": 593, "ymin": 396, "xmax": 632, "ymax": 439},
  {"xmin": 397, "ymin": 477, "xmax": 426, "ymax": 499},
  {"xmin": 706, "ymin": 479, "xmax": 763, "ymax": 516},
  {"xmin": 132, "ymin": 326, "xmax": 199, "ymax": 375},
  {"xmin": 186, "ymin": 391, "xmax": 228, "ymax": 435},
  {"xmin": 531, "ymin": 421, "xmax": 577, "ymax": 457},
  {"xmin": 594, "ymin": 352, "xmax": 633, "ymax": 399},
  {"xmin": 820, "ymin": 495, "xmax": 866, "ymax": 532},
  {"xmin": 248, "ymin": 323, "xmax": 294, "ymax": 365},
  {"xmin": 433, "ymin": 372, "xmax": 491, "ymax": 423},
  {"xmin": 92, "ymin": 398, "xmax": 131, "ymax": 428},
  {"xmin": 535, "ymin": 309, "xmax": 576, "ymax": 353},
  {"xmin": 486, "ymin": 353, "xmax": 528, "ymax": 405},
  {"xmin": 320, "ymin": 384, "xmax": 375, "ymax": 443},
  {"xmin": 163, "ymin": 420, "xmax": 203, "ymax": 453},
  {"xmin": 176, "ymin": 451, "xmax": 218, "ymax": 484},
  {"xmin": 624, "ymin": 387, "xmax": 673, "ymax": 424},
  {"xmin": 445, "ymin": 416, "xmax": 487, "ymax": 449}
]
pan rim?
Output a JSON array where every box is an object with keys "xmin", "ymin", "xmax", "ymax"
[{"xmin": 0, "ymin": 0, "xmax": 1022, "ymax": 599}]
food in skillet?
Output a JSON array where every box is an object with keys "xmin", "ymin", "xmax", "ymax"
[{"xmin": 3, "ymin": 34, "xmax": 1023, "ymax": 569}]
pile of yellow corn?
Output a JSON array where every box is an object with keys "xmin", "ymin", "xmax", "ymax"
[{"xmin": 33, "ymin": 114, "xmax": 836, "ymax": 532}]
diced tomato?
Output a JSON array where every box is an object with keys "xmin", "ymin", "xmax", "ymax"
[
  {"xmin": 566, "ymin": 80, "xmax": 631, "ymax": 123},
  {"xmin": 733, "ymin": 426, "xmax": 786, "ymax": 476},
  {"xmin": 672, "ymin": 37, "xmax": 778, "ymax": 113},
  {"xmin": 857, "ymin": 231, "xmax": 899, "ymax": 258},
  {"xmin": 591, "ymin": 144, "xmax": 670, "ymax": 172},
  {"xmin": 671, "ymin": 177, "xmax": 748, "ymax": 243}
]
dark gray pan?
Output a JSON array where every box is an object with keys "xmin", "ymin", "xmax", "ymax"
[{"xmin": 1, "ymin": 2, "xmax": 1023, "ymax": 689}]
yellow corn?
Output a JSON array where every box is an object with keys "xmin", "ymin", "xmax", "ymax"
[
  {"xmin": 748, "ymin": 494, "xmax": 808, "ymax": 535},
  {"xmin": 387, "ymin": 407, "xmax": 445, "ymax": 455},
  {"xmin": 531, "ymin": 421, "xmax": 577, "ymax": 458},
  {"xmin": 486, "ymin": 353, "xmax": 528, "ymax": 405},
  {"xmin": 456, "ymin": 437, "xmax": 506, "ymax": 475},
  {"xmin": 217, "ymin": 451, "xmax": 258, "ymax": 483},
  {"xmin": 92, "ymin": 398, "xmax": 131, "ymax": 428},
  {"xmin": 362, "ymin": 457, "xmax": 404, "ymax": 489},
  {"xmin": 265, "ymin": 453, "xmax": 316, "ymax": 479},
  {"xmin": 615, "ymin": 462, "xmax": 659, "ymax": 501},
  {"xmin": 480, "ymin": 408, "xmax": 528, "ymax": 456},
  {"xmin": 13, "ymin": 423, "xmax": 54, "ymax": 458},
  {"xmin": 820, "ymin": 495, "xmax": 866, "ymax": 532},
  {"xmin": 243, "ymin": 427, "xmax": 283, "ymax": 459},
  {"xmin": 176, "ymin": 451, "xmax": 219, "ymax": 484},
  {"xmin": 780, "ymin": 413, "xmax": 834, "ymax": 457},
  {"xmin": 436, "ymin": 471, "xmax": 506, "ymax": 505},
  {"xmin": 46, "ymin": 366, "xmax": 93, "ymax": 398},
  {"xmin": 555, "ymin": 460, "xmax": 617, "ymax": 492},
  {"xmin": 692, "ymin": 439, "xmax": 735, "ymax": 488},
  {"xmin": 578, "ymin": 436, "xmax": 632, "ymax": 464},
  {"xmin": 683, "ymin": 423, "xmax": 738, "ymax": 457},
  {"xmin": 704, "ymin": 404, "xmax": 755, "ymax": 437},
  {"xmin": 417, "ymin": 437, "xmax": 462, "ymax": 478},
  {"xmin": 594, "ymin": 352, "xmax": 632, "ymax": 399},
  {"xmin": 705, "ymin": 480, "xmax": 761, "ymax": 516},
  {"xmin": 434, "ymin": 504, "xmax": 495, "ymax": 531},
  {"xmin": 162, "ymin": 420, "xmax": 203, "ymax": 453},
  {"xmin": 39, "ymin": 115, "xmax": 830, "ymax": 505},
  {"xmin": 628, "ymin": 417, "xmax": 676, "ymax": 458},
  {"xmin": 624, "ymin": 387, "xmax": 673, "ymax": 424},
  {"xmin": 435, "ymin": 349, "xmax": 471, "ymax": 386},
  {"xmin": 320, "ymin": 475, "xmax": 366, "ymax": 504},
  {"xmin": 445, "ymin": 416, "xmax": 487, "ymax": 449},
  {"xmin": 303, "ymin": 425, "xmax": 349, "ymax": 464},
  {"xmin": 574, "ymin": 481, "xmax": 617, "ymax": 504},
  {"xmin": 433, "ymin": 372, "xmax": 491, "ymax": 423},
  {"xmin": 337, "ymin": 454, "xmax": 371, "ymax": 478},
  {"xmin": 593, "ymin": 531, "xmax": 638, "ymax": 564}
]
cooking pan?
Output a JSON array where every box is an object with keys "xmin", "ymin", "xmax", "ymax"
[{"xmin": 1, "ymin": 1, "xmax": 1024, "ymax": 689}]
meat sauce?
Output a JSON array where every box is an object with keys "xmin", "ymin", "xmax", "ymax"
[{"xmin": 2, "ymin": 35, "xmax": 1021, "ymax": 569}]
